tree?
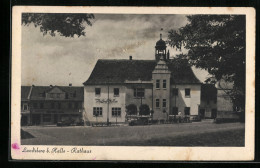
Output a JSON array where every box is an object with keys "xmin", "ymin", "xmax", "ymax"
[
  {"xmin": 126, "ymin": 104, "xmax": 138, "ymax": 115},
  {"xmin": 139, "ymin": 104, "xmax": 150, "ymax": 116},
  {"xmin": 168, "ymin": 15, "xmax": 245, "ymax": 110},
  {"xmin": 22, "ymin": 13, "xmax": 95, "ymax": 37}
]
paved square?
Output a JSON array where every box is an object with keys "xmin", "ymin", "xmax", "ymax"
[{"xmin": 21, "ymin": 122, "xmax": 245, "ymax": 146}]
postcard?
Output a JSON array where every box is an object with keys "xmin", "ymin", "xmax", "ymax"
[{"xmin": 11, "ymin": 6, "xmax": 255, "ymax": 160}]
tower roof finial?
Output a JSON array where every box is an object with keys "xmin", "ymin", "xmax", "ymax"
[{"xmin": 160, "ymin": 28, "xmax": 163, "ymax": 40}]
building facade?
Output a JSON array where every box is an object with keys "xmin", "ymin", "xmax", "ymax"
[
  {"xmin": 83, "ymin": 34, "xmax": 202, "ymax": 124},
  {"xmin": 21, "ymin": 85, "xmax": 84, "ymax": 126},
  {"xmin": 200, "ymin": 84, "xmax": 217, "ymax": 119}
]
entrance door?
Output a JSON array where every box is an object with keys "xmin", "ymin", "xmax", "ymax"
[
  {"xmin": 211, "ymin": 109, "xmax": 217, "ymax": 119},
  {"xmin": 199, "ymin": 109, "xmax": 205, "ymax": 119}
]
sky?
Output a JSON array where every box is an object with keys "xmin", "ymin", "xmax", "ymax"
[{"xmin": 21, "ymin": 14, "xmax": 210, "ymax": 86}]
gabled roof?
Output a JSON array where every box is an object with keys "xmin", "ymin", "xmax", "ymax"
[
  {"xmin": 21, "ymin": 86, "xmax": 31, "ymax": 101},
  {"xmin": 22, "ymin": 86, "xmax": 84, "ymax": 101},
  {"xmin": 83, "ymin": 59, "xmax": 201, "ymax": 85}
]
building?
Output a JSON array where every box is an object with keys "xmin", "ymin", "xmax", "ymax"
[
  {"xmin": 83, "ymin": 34, "xmax": 202, "ymax": 124},
  {"xmin": 215, "ymin": 79, "xmax": 241, "ymax": 120},
  {"xmin": 216, "ymin": 79, "xmax": 234, "ymax": 112},
  {"xmin": 21, "ymin": 86, "xmax": 32, "ymax": 125},
  {"xmin": 21, "ymin": 84, "xmax": 84, "ymax": 126},
  {"xmin": 200, "ymin": 84, "xmax": 217, "ymax": 119}
]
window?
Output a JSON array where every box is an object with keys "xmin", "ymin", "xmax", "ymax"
[
  {"xmin": 95, "ymin": 88, "xmax": 101, "ymax": 96},
  {"xmin": 134, "ymin": 88, "xmax": 145, "ymax": 98},
  {"xmin": 207, "ymin": 100, "xmax": 210, "ymax": 105},
  {"xmin": 163, "ymin": 80, "xmax": 166, "ymax": 89},
  {"xmin": 184, "ymin": 107, "xmax": 190, "ymax": 115},
  {"xmin": 70, "ymin": 93, "xmax": 74, "ymax": 97},
  {"xmin": 156, "ymin": 80, "xmax": 160, "ymax": 89},
  {"xmin": 40, "ymin": 103, "xmax": 44, "ymax": 109},
  {"xmin": 112, "ymin": 107, "xmax": 121, "ymax": 117},
  {"xmin": 93, "ymin": 107, "xmax": 103, "ymax": 116},
  {"xmin": 57, "ymin": 102, "xmax": 61, "ymax": 109},
  {"xmin": 33, "ymin": 103, "xmax": 38, "ymax": 108},
  {"xmin": 68, "ymin": 103, "xmax": 72, "ymax": 109},
  {"xmin": 114, "ymin": 88, "xmax": 119, "ymax": 96},
  {"xmin": 185, "ymin": 88, "xmax": 190, "ymax": 97},
  {"xmin": 23, "ymin": 104, "xmax": 28, "ymax": 110},
  {"xmin": 162, "ymin": 99, "xmax": 166, "ymax": 108},
  {"xmin": 172, "ymin": 88, "xmax": 178, "ymax": 96},
  {"xmin": 65, "ymin": 93, "xmax": 68, "ymax": 99},
  {"xmin": 57, "ymin": 93, "xmax": 60, "ymax": 98},
  {"xmin": 43, "ymin": 114, "xmax": 51, "ymax": 122},
  {"xmin": 51, "ymin": 102, "xmax": 55, "ymax": 109},
  {"xmin": 172, "ymin": 107, "xmax": 178, "ymax": 115},
  {"xmin": 50, "ymin": 93, "xmax": 54, "ymax": 98},
  {"xmin": 156, "ymin": 99, "xmax": 160, "ymax": 108},
  {"xmin": 233, "ymin": 106, "xmax": 241, "ymax": 112}
]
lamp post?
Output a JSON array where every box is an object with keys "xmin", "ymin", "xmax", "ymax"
[
  {"xmin": 140, "ymin": 78, "xmax": 143, "ymax": 106},
  {"xmin": 107, "ymin": 76, "xmax": 110, "ymax": 126}
]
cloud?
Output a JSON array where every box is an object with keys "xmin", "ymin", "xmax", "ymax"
[{"xmin": 21, "ymin": 14, "xmax": 208, "ymax": 86}]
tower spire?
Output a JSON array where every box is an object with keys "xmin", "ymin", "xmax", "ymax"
[{"xmin": 155, "ymin": 28, "xmax": 166, "ymax": 61}]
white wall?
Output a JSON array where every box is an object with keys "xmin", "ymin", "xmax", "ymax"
[
  {"xmin": 84, "ymin": 85, "xmax": 126, "ymax": 123},
  {"xmin": 217, "ymin": 89, "xmax": 233, "ymax": 112},
  {"xmin": 170, "ymin": 84, "xmax": 201, "ymax": 116}
]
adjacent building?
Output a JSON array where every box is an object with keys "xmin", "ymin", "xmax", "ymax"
[
  {"xmin": 83, "ymin": 34, "xmax": 202, "ymax": 124},
  {"xmin": 21, "ymin": 85, "xmax": 84, "ymax": 126},
  {"xmin": 200, "ymin": 84, "xmax": 217, "ymax": 119}
]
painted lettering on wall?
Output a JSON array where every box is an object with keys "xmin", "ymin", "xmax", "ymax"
[{"xmin": 95, "ymin": 99, "xmax": 118, "ymax": 103}]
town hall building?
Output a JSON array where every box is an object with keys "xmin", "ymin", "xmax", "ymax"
[{"xmin": 83, "ymin": 34, "xmax": 202, "ymax": 124}]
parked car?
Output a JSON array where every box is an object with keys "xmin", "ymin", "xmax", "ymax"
[
  {"xmin": 76, "ymin": 119, "xmax": 85, "ymax": 126},
  {"xmin": 190, "ymin": 115, "xmax": 201, "ymax": 122},
  {"xmin": 57, "ymin": 119, "xmax": 75, "ymax": 126},
  {"xmin": 129, "ymin": 117, "xmax": 150, "ymax": 126}
]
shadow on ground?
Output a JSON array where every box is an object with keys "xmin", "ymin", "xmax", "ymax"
[{"xmin": 21, "ymin": 129, "xmax": 35, "ymax": 139}]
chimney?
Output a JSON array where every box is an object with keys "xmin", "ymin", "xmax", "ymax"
[
  {"xmin": 129, "ymin": 56, "xmax": 132, "ymax": 60},
  {"xmin": 50, "ymin": 85, "xmax": 53, "ymax": 88},
  {"xmin": 69, "ymin": 83, "xmax": 72, "ymax": 87}
]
